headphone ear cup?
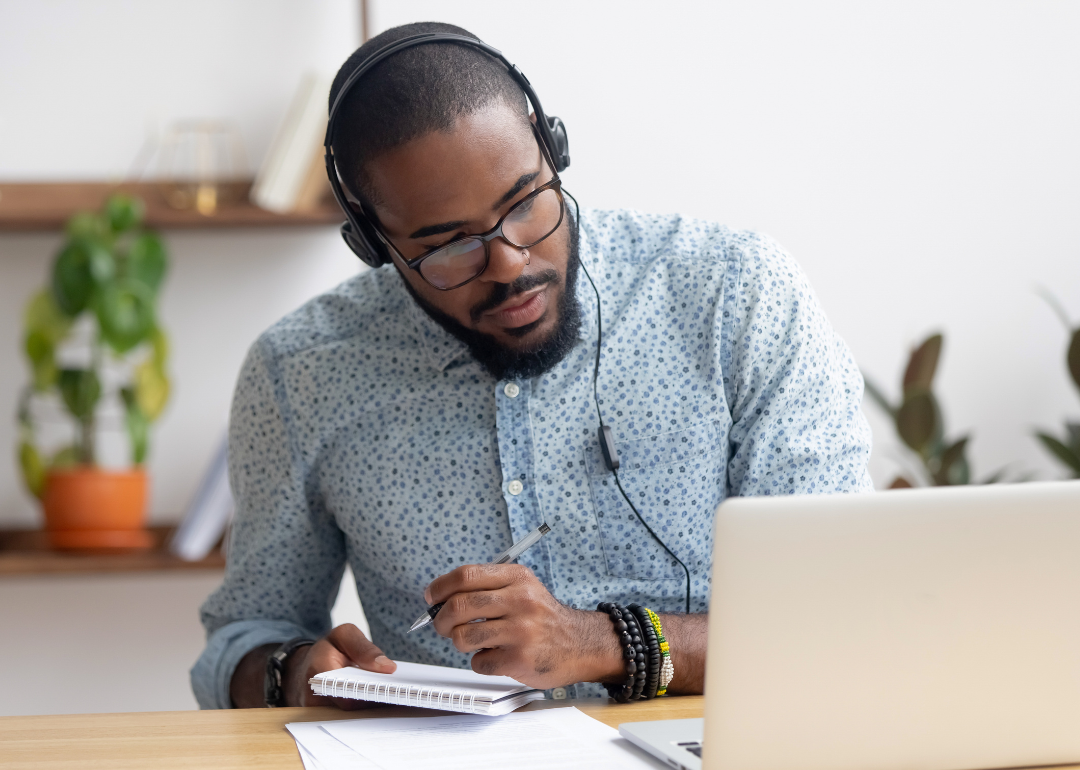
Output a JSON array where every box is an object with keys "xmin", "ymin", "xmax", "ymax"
[
  {"xmin": 545, "ymin": 115, "xmax": 571, "ymax": 172},
  {"xmin": 341, "ymin": 219, "xmax": 390, "ymax": 268}
]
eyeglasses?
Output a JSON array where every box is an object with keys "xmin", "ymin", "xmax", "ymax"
[
  {"xmin": 393, "ymin": 179, "xmax": 565, "ymax": 290},
  {"xmin": 375, "ymin": 125, "xmax": 566, "ymax": 291}
]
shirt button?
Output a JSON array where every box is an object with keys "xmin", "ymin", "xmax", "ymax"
[
  {"xmin": 508, "ymin": 480, "xmax": 524, "ymax": 496},
  {"xmin": 551, "ymin": 687, "xmax": 567, "ymax": 700},
  {"xmin": 503, "ymin": 382, "xmax": 520, "ymax": 398}
]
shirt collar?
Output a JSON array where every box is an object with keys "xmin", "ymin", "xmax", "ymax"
[{"xmin": 395, "ymin": 270, "xmax": 472, "ymax": 373}]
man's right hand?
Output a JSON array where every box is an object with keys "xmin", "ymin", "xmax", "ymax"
[{"xmin": 230, "ymin": 623, "xmax": 396, "ymax": 708}]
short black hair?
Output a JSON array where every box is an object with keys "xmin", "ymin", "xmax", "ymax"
[{"xmin": 328, "ymin": 21, "xmax": 529, "ymax": 205}]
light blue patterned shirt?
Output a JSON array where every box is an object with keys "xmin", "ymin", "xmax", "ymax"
[{"xmin": 192, "ymin": 208, "xmax": 873, "ymax": 709}]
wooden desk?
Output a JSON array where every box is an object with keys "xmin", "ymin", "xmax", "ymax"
[{"xmin": 0, "ymin": 697, "xmax": 703, "ymax": 770}]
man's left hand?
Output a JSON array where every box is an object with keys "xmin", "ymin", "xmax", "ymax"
[{"xmin": 425, "ymin": 563, "xmax": 624, "ymax": 689}]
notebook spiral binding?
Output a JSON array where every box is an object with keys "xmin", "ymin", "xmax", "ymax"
[{"xmin": 321, "ymin": 675, "xmax": 481, "ymax": 713}]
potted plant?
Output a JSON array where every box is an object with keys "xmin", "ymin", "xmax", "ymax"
[
  {"xmin": 16, "ymin": 194, "xmax": 171, "ymax": 549},
  {"xmin": 1034, "ymin": 293, "xmax": 1080, "ymax": 477},
  {"xmin": 864, "ymin": 333, "xmax": 1009, "ymax": 487}
]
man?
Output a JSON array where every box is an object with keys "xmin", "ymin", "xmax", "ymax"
[{"xmin": 192, "ymin": 21, "xmax": 872, "ymax": 710}]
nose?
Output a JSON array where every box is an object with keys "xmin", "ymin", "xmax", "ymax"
[{"xmin": 478, "ymin": 237, "xmax": 530, "ymax": 285}]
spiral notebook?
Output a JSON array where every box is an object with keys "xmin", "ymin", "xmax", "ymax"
[{"xmin": 308, "ymin": 661, "xmax": 545, "ymax": 716}]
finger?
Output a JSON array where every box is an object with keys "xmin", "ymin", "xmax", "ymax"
[
  {"xmin": 448, "ymin": 618, "xmax": 517, "ymax": 654},
  {"xmin": 470, "ymin": 646, "xmax": 521, "ymax": 679},
  {"xmin": 299, "ymin": 639, "xmax": 386, "ymax": 710},
  {"xmin": 327, "ymin": 623, "xmax": 396, "ymax": 674},
  {"xmin": 432, "ymin": 588, "xmax": 510, "ymax": 636},
  {"xmin": 425, "ymin": 563, "xmax": 533, "ymax": 604}
]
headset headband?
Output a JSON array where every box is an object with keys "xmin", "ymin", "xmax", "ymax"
[{"xmin": 323, "ymin": 32, "xmax": 570, "ymax": 268}]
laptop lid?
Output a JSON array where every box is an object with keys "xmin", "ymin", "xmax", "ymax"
[{"xmin": 702, "ymin": 481, "xmax": 1080, "ymax": 770}]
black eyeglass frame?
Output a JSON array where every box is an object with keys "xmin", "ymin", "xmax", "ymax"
[{"xmin": 370, "ymin": 125, "xmax": 566, "ymax": 291}]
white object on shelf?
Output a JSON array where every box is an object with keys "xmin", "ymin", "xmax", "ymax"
[
  {"xmin": 251, "ymin": 72, "xmax": 332, "ymax": 213},
  {"xmin": 169, "ymin": 435, "xmax": 234, "ymax": 561}
]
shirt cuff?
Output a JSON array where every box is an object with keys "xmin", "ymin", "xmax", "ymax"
[{"xmin": 190, "ymin": 619, "xmax": 316, "ymax": 709}]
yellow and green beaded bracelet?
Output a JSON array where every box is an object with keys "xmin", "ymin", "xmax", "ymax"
[{"xmin": 644, "ymin": 607, "xmax": 673, "ymax": 696}]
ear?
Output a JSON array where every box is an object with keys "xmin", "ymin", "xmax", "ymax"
[{"xmin": 529, "ymin": 111, "xmax": 538, "ymax": 125}]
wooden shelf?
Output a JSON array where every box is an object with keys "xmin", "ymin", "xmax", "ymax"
[
  {"xmin": 0, "ymin": 181, "xmax": 344, "ymax": 231},
  {"xmin": 0, "ymin": 526, "xmax": 226, "ymax": 576}
]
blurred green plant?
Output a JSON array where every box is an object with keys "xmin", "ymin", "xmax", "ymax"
[
  {"xmin": 1033, "ymin": 291, "xmax": 1080, "ymax": 478},
  {"xmin": 17, "ymin": 195, "xmax": 171, "ymax": 498},
  {"xmin": 864, "ymin": 333, "xmax": 1004, "ymax": 488}
]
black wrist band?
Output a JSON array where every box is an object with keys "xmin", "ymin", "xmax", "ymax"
[
  {"xmin": 628, "ymin": 603, "xmax": 661, "ymax": 700},
  {"xmin": 264, "ymin": 637, "xmax": 316, "ymax": 708},
  {"xmin": 598, "ymin": 602, "xmax": 647, "ymax": 702}
]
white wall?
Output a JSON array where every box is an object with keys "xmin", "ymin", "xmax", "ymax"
[{"xmin": 0, "ymin": 566, "xmax": 368, "ymax": 717}]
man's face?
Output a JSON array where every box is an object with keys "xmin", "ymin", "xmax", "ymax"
[{"xmin": 364, "ymin": 104, "xmax": 575, "ymax": 360}]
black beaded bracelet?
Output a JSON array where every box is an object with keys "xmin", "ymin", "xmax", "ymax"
[
  {"xmin": 598, "ymin": 602, "xmax": 647, "ymax": 702},
  {"xmin": 628, "ymin": 603, "xmax": 661, "ymax": 700}
]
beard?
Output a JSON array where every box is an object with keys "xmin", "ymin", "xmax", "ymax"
[{"xmin": 401, "ymin": 219, "xmax": 582, "ymax": 381}]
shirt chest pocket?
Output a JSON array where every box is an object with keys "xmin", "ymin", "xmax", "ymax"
[{"xmin": 586, "ymin": 421, "xmax": 726, "ymax": 580}]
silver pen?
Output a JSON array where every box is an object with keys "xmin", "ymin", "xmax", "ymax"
[{"xmin": 408, "ymin": 522, "xmax": 552, "ymax": 633}]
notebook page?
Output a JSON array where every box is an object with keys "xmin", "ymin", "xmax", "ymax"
[
  {"xmin": 319, "ymin": 707, "xmax": 666, "ymax": 770},
  {"xmin": 311, "ymin": 660, "xmax": 532, "ymax": 700}
]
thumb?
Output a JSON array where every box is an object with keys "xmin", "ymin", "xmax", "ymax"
[{"xmin": 327, "ymin": 623, "xmax": 397, "ymax": 674}]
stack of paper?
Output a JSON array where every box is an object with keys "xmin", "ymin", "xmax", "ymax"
[{"xmin": 287, "ymin": 708, "xmax": 666, "ymax": 770}]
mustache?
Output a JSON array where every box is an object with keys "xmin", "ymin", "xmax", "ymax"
[{"xmin": 469, "ymin": 269, "xmax": 560, "ymax": 323}]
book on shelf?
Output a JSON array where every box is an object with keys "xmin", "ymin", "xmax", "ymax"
[
  {"xmin": 251, "ymin": 72, "xmax": 333, "ymax": 213},
  {"xmin": 169, "ymin": 435, "xmax": 233, "ymax": 561}
]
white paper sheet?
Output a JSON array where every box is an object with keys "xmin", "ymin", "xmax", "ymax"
[
  {"xmin": 318, "ymin": 707, "xmax": 666, "ymax": 770},
  {"xmin": 287, "ymin": 722, "xmax": 384, "ymax": 770}
]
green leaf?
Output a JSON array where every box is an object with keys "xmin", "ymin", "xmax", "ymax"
[
  {"xmin": 24, "ymin": 331, "xmax": 57, "ymax": 391},
  {"xmin": 134, "ymin": 358, "xmax": 170, "ymax": 421},
  {"xmin": 95, "ymin": 279, "xmax": 156, "ymax": 354},
  {"xmin": 1035, "ymin": 432, "xmax": 1080, "ymax": 476},
  {"xmin": 902, "ymin": 334, "xmax": 942, "ymax": 397},
  {"xmin": 1068, "ymin": 328, "xmax": 1080, "ymax": 394},
  {"xmin": 945, "ymin": 454, "xmax": 970, "ymax": 486},
  {"xmin": 51, "ymin": 241, "xmax": 95, "ymax": 315},
  {"xmin": 936, "ymin": 436, "xmax": 970, "ymax": 485},
  {"xmin": 65, "ymin": 211, "xmax": 109, "ymax": 242},
  {"xmin": 1065, "ymin": 422, "xmax": 1080, "ymax": 453},
  {"xmin": 861, "ymin": 375, "xmax": 895, "ymax": 417},
  {"xmin": 150, "ymin": 326, "xmax": 169, "ymax": 368},
  {"xmin": 105, "ymin": 194, "xmax": 144, "ymax": 233},
  {"xmin": 58, "ymin": 368, "xmax": 101, "ymax": 420},
  {"xmin": 24, "ymin": 290, "xmax": 72, "ymax": 343},
  {"xmin": 49, "ymin": 445, "xmax": 80, "ymax": 470},
  {"xmin": 896, "ymin": 391, "xmax": 936, "ymax": 454},
  {"xmin": 88, "ymin": 243, "xmax": 116, "ymax": 285},
  {"xmin": 127, "ymin": 232, "xmax": 168, "ymax": 292},
  {"xmin": 18, "ymin": 441, "xmax": 46, "ymax": 499},
  {"xmin": 121, "ymin": 389, "xmax": 150, "ymax": 465}
]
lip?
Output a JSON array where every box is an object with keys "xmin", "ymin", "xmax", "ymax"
[{"xmin": 485, "ymin": 286, "xmax": 548, "ymax": 328}]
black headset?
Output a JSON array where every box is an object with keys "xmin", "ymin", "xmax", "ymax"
[
  {"xmin": 323, "ymin": 32, "xmax": 571, "ymax": 269},
  {"xmin": 323, "ymin": 32, "xmax": 692, "ymax": 614}
]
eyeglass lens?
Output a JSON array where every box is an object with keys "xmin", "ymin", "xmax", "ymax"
[{"xmin": 418, "ymin": 187, "xmax": 563, "ymax": 290}]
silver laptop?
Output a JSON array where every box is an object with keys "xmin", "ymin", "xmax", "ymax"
[{"xmin": 620, "ymin": 480, "xmax": 1080, "ymax": 770}]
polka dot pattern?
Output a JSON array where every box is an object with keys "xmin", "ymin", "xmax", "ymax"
[{"xmin": 193, "ymin": 208, "xmax": 873, "ymax": 708}]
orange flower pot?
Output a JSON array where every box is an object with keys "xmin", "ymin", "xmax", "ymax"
[{"xmin": 42, "ymin": 467, "xmax": 152, "ymax": 550}]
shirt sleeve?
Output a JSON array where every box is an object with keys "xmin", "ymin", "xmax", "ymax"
[
  {"xmin": 722, "ymin": 232, "xmax": 874, "ymax": 496},
  {"xmin": 190, "ymin": 338, "xmax": 346, "ymax": 709}
]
